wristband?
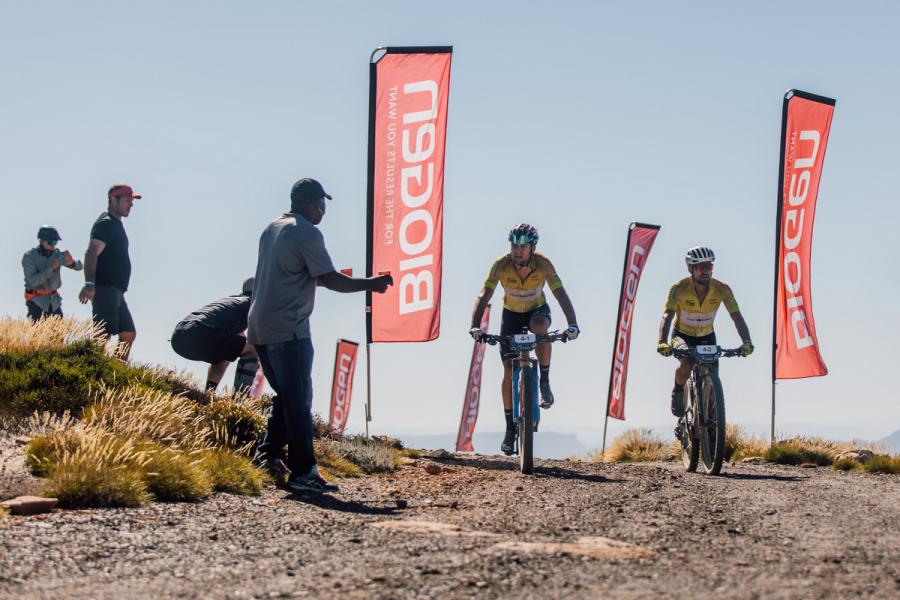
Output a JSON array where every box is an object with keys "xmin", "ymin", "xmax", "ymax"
[{"xmin": 85, "ymin": 281, "xmax": 95, "ymax": 286}]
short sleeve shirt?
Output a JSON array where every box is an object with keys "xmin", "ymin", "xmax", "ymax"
[
  {"xmin": 90, "ymin": 212, "xmax": 131, "ymax": 292},
  {"xmin": 179, "ymin": 295, "xmax": 250, "ymax": 335},
  {"xmin": 664, "ymin": 277, "xmax": 739, "ymax": 337},
  {"xmin": 247, "ymin": 213, "xmax": 335, "ymax": 344},
  {"xmin": 483, "ymin": 252, "xmax": 563, "ymax": 313}
]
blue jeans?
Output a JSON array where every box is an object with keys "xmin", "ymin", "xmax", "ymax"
[{"xmin": 255, "ymin": 338, "xmax": 316, "ymax": 476}]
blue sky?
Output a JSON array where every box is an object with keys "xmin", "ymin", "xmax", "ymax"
[{"xmin": 2, "ymin": 1, "xmax": 898, "ymax": 449}]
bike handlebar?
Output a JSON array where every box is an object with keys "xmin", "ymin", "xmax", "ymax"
[
  {"xmin": 480, "ymin": 330, "xmax": 570, "ymax": 346},
  {"xmin": 671, "ymin": 346, "xmax": 742, "ymax": 359}
]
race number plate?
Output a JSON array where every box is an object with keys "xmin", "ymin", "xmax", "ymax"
[
  {"xmin": 695, "ymin": 345, "xmax": 718, "ymax": 355},
  {"xmin": 512, "ymin": 333, "xmax": 537, "ymax": 345}
]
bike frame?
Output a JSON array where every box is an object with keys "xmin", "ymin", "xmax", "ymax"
[{"xmin": 510, "ymin": 341, "xmax": 540, "ymax": 443}]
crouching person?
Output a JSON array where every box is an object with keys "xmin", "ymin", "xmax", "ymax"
[{"xmin": 171, "ymin": 277, "xmax": 259, "ymax": 393}]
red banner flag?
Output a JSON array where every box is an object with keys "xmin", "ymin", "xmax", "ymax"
[
  {"xmin": 774, "ymin": 90, "xmax": 834, "ymax": 380},
  {"xmin": 367, "ymin": 47, "xmax": 452, "ymax": 343},
  {"xmin": 456, "ymin": 305, "xmax": 491, "ymax": 452},
  {"xmin": 329, "ymin": 340, "xmax": 359, "ymax": 435},
  {"xmin": 606, "ymin": 223, "xmax": 661, "ymax": 420}
]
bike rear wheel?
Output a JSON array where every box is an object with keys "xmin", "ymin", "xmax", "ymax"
[
  {"xmin": 699, "ymin": 373, "xmax": 726, "ymax": 475},
  {"xmin": 681, "ymin": 380, "xmax": 699, "ymax": 472},
  {"xmin": 519, "ymin": 367, "xmax": 535, "ymax": 474}
]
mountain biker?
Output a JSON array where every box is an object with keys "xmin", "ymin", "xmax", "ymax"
[
  {"xmin": 469, "ymin": 223, "xmax": 579, "ymax": 456},
  {"xmin": 657, "ymin": 246, "xmax": 753, "ymax": 437}
]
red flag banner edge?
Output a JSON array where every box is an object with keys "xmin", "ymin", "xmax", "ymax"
[
  {"xmin": 772, "ymin": 90, "xmax": 835, "ymax": 380},
  {"xmin": 455, "ymin": 305, "xmax": 490, "ymax": 452},
  {"xmin": 605, "ymin": 223, "xmax": 661, "ymax": 421},
  {"xmin": 329, "ymin": 339, "xmax": 360, "ymax": 435}
]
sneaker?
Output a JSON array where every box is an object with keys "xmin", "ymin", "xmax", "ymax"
[
  {"xmin": 670, "ymin": 385, "xmax": 684, "ymax": 417},
  {"xmin": 539, "ymin": 379, "xmax": 555, "ymax": 409},
  {"xmin": 500, "ymin": 427, "xmax": 516, "ymax": 456},
  {"xmin": 287, "ymin": 466, "xmax": 339, "ymax": 495}
]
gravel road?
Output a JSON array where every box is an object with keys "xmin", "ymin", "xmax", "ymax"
[{"xmin": 2, "ymin": 451, "xmax": 898, "ymax": 599}]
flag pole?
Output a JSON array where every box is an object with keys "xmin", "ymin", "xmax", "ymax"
[
  {"xmin": 771, "ymin": 90, "xmax": 792, "ymax": 447},
  {"xmin": 363, "ymin": 48, "xmax": 382, "ymax": 438}
]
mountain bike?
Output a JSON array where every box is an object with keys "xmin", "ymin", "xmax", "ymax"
[
  {"xmin": 482, "ymin": 331, "xmax": 568, "ymax": 474},
  {"xmin": 671, "ymin": 345, "xmax": 741, "ymax": 475}
]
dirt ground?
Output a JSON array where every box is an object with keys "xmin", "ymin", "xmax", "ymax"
[{"xmin": 2, "ymin": 447, "xmax": 899, "ymax": 599}]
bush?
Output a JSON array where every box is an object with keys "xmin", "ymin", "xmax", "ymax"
[
  {"xmin": 764, "ymin": 442, "xmax": 833, "ymax": 466},
  {"xmin": 862, "ymin": 455, "xmax": 900, "ymax": 474},
  {"xmin": 202, "ymin": 449, "xmax": 266, "ymax": 495},
  {"xmin": 314, "ymin": 440, "xmax": 364, "ymax": 478},
  {"xmin": 200, "ymin": 395, "xmax": 268, "ymax": 451},
  {"xmin": 832, "ymin": 458, "xmax": 859, "ymax": 471},
  {"xmin": 595, "ymin": 428, "xmax": 677, "ymax": 463},
  {"xmin": 42, "ymin": 432, "xmax": 151, "ymax": 508},
  {"xmin": 141, "ymin": 445, "xmax": 212, "ymax": 502}
]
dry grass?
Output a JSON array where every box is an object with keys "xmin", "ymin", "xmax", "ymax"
[
  {"xmin": 591, "ymin": 428, "xmax": 677, "ymax": 463},
  {"xmin": 140, "ymin": 444, "xmax": 212, "ymax": 502},
  {"xmin": 862, "ymin": 455, "xmax": 900, "ymax": 474},
  {"xmin": 0, "ymin": 506, "xmax": 8, "ymax": 520},
  {"xmin": 0, "ymin": 315, "xmax": 105, "ymax": 354},
  {"xmin": 725, "ymin": 425, "xmax": 768, "ymax": 461},
  {"xmin": 202, "ymin": 449, "xmax": 267, "ymax": 495}
]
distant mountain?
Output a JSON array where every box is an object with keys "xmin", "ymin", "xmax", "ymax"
[
  {"xmin": 398, "ymin": 431, "xmax": 589, "ymax": 460},
  {"xmin": 878, "ymin": 430, "xmax": 900, "ymax": 453}
]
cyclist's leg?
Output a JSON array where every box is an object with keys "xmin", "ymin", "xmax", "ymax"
[
  {"xmin": 499, "ymin": 309, "xmax": 526, "ymax": 454},
  {"xmin": 670, "ymin": 333, "xmax": 694, "ymax": 417},
  {"xmin": 528, "ymin": 305, "xmax": 555, "ymax": 408}
]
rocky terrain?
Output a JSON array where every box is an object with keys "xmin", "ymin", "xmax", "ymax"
[{"xmin": 2, "ymin": 440, "xmax": 899, "ymax": 599}]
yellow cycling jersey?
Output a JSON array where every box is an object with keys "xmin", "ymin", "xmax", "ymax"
[
  {"xmin": 665, "ymin": 277, "xmax": 739, "ymax": 337},
  {"xmin": 484, "ymin": 252, "xmax": 563, "ymax": 313}
]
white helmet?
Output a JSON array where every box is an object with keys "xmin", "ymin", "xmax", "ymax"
[{"xmin": 685, "ymin": 246, "xmax": 715, "ymax": 266}]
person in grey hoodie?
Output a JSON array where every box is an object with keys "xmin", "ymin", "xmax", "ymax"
[{"xmin": 22, "ymin": 225, "xmax": 83, "ymax": 321}]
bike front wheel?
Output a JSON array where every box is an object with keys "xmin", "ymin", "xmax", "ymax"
[
  {"xmin": 519, "ymin": 367, "xmax": 535, "ymax": 474},
  {"xmin": 699, "ymin": 373, "xmax": 726, "ymax": 475},
  {"xmin": 681, "ymin": 380, "xmax": 699, "ymax": 472}
]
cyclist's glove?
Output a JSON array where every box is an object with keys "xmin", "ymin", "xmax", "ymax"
[
  {"xmin": 469, "ymin": 327, "xmax": 484, "ymax": 342},
  {"xmin": 565, "ymin": 323, "xmax": 580, "ymax": 340},
  {"xmin": 740, "ymin": 341, "xmax": 754, "ymax": 357},
  {"xmin": 657, "ymin": 342, "xmax": 673, "ymax": 357}
]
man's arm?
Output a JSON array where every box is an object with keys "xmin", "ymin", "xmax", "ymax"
[
  {"xmin": 318, "ymin": 271, "xmax": 392, "ymax": 294},
  {"xmin": 658, "ymin": 309, "xmax": 675, "ymax": 343},
  {"xmin": 550, "ymin": 286, "xmax": 577, "ymax": 326},
  {"xmin": 470, "ymin": 286, "xmax": 495, "ymax": 328},
  {"xmin": 79, "ymin": 239, "xmax": 105, "ymax": 303},
  {"xmin": 730, "ymin": 311, "xmax": 752, "ymax": 343}
]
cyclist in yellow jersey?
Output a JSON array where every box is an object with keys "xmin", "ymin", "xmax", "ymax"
[
  {"xmin": 657, "ymin": 246, "xmax": 754, "ymax": 430},
  {"xmin": 470, "ymin": 224, "xmax": 579, "ymax": 455}
]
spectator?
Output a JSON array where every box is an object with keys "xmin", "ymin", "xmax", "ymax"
[
  {"xmin": 248, "ymin": 178, "xmax": 392, "ymax": 494},
  {"xmin": 79, "ymin": 183, "xmax": 140, "ymax": 360},
  {"xmin": 21, "ymin": 225, "xmax": 83, "ymax": 321},
  {"xmin": 171, "ymin": 277, "xmax": 259, "ymax": 393}
]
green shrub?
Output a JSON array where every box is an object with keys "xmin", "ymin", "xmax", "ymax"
[
  {"xmin": 141, "ymin": 445, "xmax": 212, "ymax": 502},
  {"xmin": 862, "ymin": 455, "xmax": 900, "ymax": 474},
  {"xmin": 764, "ymin": 442, "xmax": 833, "ymax": 466},
  {"xmin": 832, "ymin": 457, "xmax": 859, "ymax": 471},
  {"xmin": 314, "ymin": 440, "xmax": 364, "ymax": 478},
  {"xmin": 202, "ymin": 449, "xmax": 266, "ymax": 495}
]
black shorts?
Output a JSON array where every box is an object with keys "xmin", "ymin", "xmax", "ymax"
[
  {"xmin": 171, "ymin": 321, "xmax": 246, "ymax": 363},
  {"xmin": 92, "ymin": 285, "xmax": 135, "ymax": 335},
  {"xmin": 671, "ymin": 330, "xmax": 717, "ymax": 349},
  {"xmin": 498, "ymin": 304, "xmax": 552, "ymax": 360}
]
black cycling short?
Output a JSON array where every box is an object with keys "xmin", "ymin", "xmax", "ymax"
[
  {"xmin": 498, "ymin": 304, "xmax": 552, "ymax": 360},
  {"xmin": 671, "ymin": 330, "xmax": 717, "ymax": 349},
  {"xmin": 171, "ymin": 321, "xmax": 246, "ymax": 364},
  {"xmin": 92, "ymin": 285, "xmax": 135, "ymax": 336}
]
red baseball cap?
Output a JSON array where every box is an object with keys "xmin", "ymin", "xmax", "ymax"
[{"xmin": 108, "ymin": 184, "xmax": 142, "ymax": 200}]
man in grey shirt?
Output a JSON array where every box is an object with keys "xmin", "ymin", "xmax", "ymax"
[
  {"xmin": 248, "ymin": 178, "xmax": 392, "ymax": 494},
  {"xmin": 22, "ymin": 225, "xmax": 83, "ymax": 321}
]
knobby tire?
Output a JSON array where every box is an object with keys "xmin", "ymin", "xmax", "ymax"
[
  {"xmin": 519, "ymin": 367, "xmax": 535, "ymax": 474},
  {"xmin": 681, "ymin": 379, "xmax": 699, "ymax": 472},
  {"xmin": 699, "ymin": 373, "xmax": 726, "ymax": 475}
]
